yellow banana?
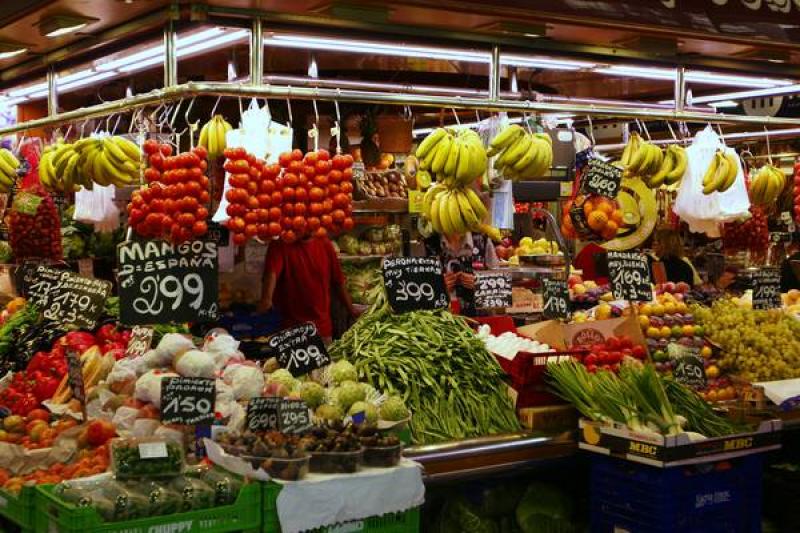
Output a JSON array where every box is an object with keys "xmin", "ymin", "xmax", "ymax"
[
  {"xmin": 430, "ymin": 189, "xmax": 444, "ymax": 233},
  {"xmin": 454, "ymin": 189, "xmax": 480, "ymax": 230},
  {"xmin": 488, "ymin": 124, "xmax": 524, "ymax": 153},
  {"xmin": 512, "ymin": 139, "xmax": 539, "ymax": 173},
  {"xmin": 113, "ymin": 136, "xmax": 141, "ymax": 162},
  {"xmin": 417, "ymin": 128, "xmax": 448, "ymax": 161},
  {"xmin": 437, "ymin": 192, "xmax": 455, "ymax": 235},
  {"xmin": 431, "ymin": 135, "xmax": 452, "ymax": 175},
  {"xmin": 443, "ymin": 138, "xmax": 460, "ymax": 179},
  {"xmin": 717, "ymin": 152, "xmax": 739, "ymax": 192},
  {"xmin": 464, "ymin": 187, "xmax": 488, "ymax": 221},
  {"xmin": 102, "ymin": 137, "xmax": 129, "ymax": 168},
  {"xmin": 447, "ymin": 191, "xmax": 467, "ymax": 234},
  {"xmin": 665, "ymin": 146, "xmax": 687, "ymax": 185},
  {"xmin": 701, "ymin": 152, "xmax": 721, "ymax": 189}
]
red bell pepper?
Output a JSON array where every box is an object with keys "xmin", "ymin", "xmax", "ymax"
[{"xmin": 33, "ymin": 376, "xmax": 60, "ymax": 402}]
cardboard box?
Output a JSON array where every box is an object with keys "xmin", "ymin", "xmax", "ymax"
[
  {"xmin": 519, "ymin": 405, "xmax": 578, "ymax": 431},
  {"xmin": 516, "ymin": 319, "xmax": 568, "ymax": 349},
  {"xmin": 518, "ymin": 314, "xmax": 647, "ymax": 350}
]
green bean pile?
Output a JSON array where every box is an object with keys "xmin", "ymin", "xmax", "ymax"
[{"xmin": 330, "ymin": 305, "xmax": 520, "ymax": 444}]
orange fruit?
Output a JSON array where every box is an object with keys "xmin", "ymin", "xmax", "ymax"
[
  {"xmin": 583, "ymin": 200, "xmax": 594, "ymax": 218},
  {"xmin": 596, "ymin": 199, "xmax": 615, "ymax": 215},
  {"xmin": 587, "ymin": 211, "xmax": 608, "ymax": 232},
  {"xmin": 611, "ymin": 209, "xmax": 624, "ymax": 225}
]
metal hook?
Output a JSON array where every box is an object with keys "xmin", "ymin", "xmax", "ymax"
[
  {"xmin": 666, "ymin": 121, "xmax": 678, "ymax": 144},
  {"xmin": 238, "ymin": 96, "xmax": 244, "ymax": 123},
  {"xmin": 210, "ymin": 96, "xmax": 222, "ymax": 117},
  {"xmin": 451, "ymin": 108, "xmax": 460, "ymax": 126},
  {"xmin": 764, "ymin": 127, "xmax": 773, "ymax": 166},
  {"xmin": 285, "ymin": 90, "xmax": 293, "ymax": 127},
  {"xmin": 586, "ymin": 115, "xmax": 596, "ymax": 146},
  {"xmin": 169, "ymin": 99, "xmax": 184, "ymax": 129},
  {"xmin": 63, "ymin": 123, "xmax": 72, "ymax": 141},
  {"xmin": 309, "ymin": 99, "xmax": 320, "ymax": 151},
  {"xmin": 111, "ymin": 114, "xmax": 122, "ymax": 136}
]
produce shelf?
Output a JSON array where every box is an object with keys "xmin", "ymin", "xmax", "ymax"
[{"xmin": 405, "ymin": 431, "xmax": 576, "ymax": 482}]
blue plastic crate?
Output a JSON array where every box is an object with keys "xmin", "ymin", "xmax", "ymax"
[{"xmin": 590, "ymin": 453, "xmax": 763, "ymax": 533}]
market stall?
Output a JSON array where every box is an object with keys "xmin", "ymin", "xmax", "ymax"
[{"xmin": 0, "ymin": 2, "xmax": 798, "ymax": 532}]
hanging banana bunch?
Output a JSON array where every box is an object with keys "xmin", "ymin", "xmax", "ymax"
[
  {"xmin": 621, "ymin": 134, "xmax": 689, "ymax": 189},
  {"xmin": 198, "ymin": 114, "xmax": 232, "ymax": 160},
  {"xmin": 487, "ymin": 124, "xmax": 552, "ymax": 181},
  {"xmin": 749, "ymin": 164, "xmax": 786, "ymax": 205},
  {"xmin": 701, "ymin": 149, "xmax": 740, "ymax": 195},
  {"xmin": 0, "ymin": 148, "xmax": 19, "ymax": 193},
  {"xmin": 40, "ymin": 135, "xmax": 141, "ymax": 193},
  {"xmin": 416, "ymin": 127, "xmax": 487, "ymax": 188},
  {"xmin": 420, "ymin": 182, "xmax": 499, "ymax": 239}
]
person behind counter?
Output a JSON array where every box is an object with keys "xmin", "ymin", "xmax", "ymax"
[
  {"xmin": 424, "ymin": 231, "xmax": 499, "ymax": 316},
  {"xmin": 648, "ymin": 228, "xmax": 699, "ymax": 286},
  {"xmin": 258, "ymin": 236, "xmax": 357, "ymax": 343}
]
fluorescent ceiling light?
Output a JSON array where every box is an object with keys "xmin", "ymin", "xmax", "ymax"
[
  {"xmin": 502, "ymin": 54, "xmax": 596, "ymax": 71},
  {"xmin": 8, "ymin": 82, "xmax": 48, "ymax": 98},
  {"xmin": 0, "ymin": 46, "xmax": 27, "ymax": 60},
  {"xmin": 663, "ymin": 83, "xmax": 800, "ymax": 105},
  {"xmin": 708, "ymin": 100, "xmax": 739, "ymax": 108},
  {"xmin": 116, "ymin": 28, "xmax": 247, "ymax": 73},
  {"xmin": 265, "ymin": 33, "xmax": 490, "ymax": 63},
  {"xmin": 39, "ymin": 15, "xmax": 97, "ymax": 38},
  {"xmin": 597, "ymin": 65, "xmax": 792, "ymax": 89}
]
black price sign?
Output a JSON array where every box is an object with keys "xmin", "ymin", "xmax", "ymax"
[
  {"xmin": 582, "ymin": 159, "xmax": 622, "ymax": 198},
  {"xmin": 279, "ymin": 399, "xmax": 312, "ymax": 434},
  {"xmin": 118, "ymin": 240, "xmax": 220, "ymax": 326},
  {"xmin": 475, "ymin": 272, "xmax": 512, "ymax": 309},
  {"xmin": 246, "ymin": 397, "xmax": 281, "ymax": 432},
  {"xmin": 125, "ymin": 326, "xmax": 154, "ymax": 357},
  {"xmin": 607, "ymin": 251, "xmax": 652, "ymax": 302},
  {"xmin": 66, "ymin": 349, "xmax": 86, "ymax": 405},
  {"xmin": 542, "ymin": 278, "xmax": 570, "ymax": 319},
  {"xmin": 382, "ymin": 256, "xmax": 449, "ymax": 313},
  {"xmin": 770, "ymin": 232, "xmax": 792, "ymax": 243},
  {"xmin": 26, "ymin": 266, "xmax": 111, "ymax": 329},
  {"xmin": 268, "ymin": 322, "xmax": 331, "ymax": 377},
  {"xmin": 160, "ymin": 377, "xmax": 216, "ymax": 425},
  {"xmin": 752, "ymin": 267, "xmax": 781, "ymax": 310}
]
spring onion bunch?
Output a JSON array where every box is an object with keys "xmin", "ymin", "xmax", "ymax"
[{"xmin": 547, "ymin": 360, "xmax": 739, "ymax": 438}]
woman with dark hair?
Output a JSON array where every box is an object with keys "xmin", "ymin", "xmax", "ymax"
[{"xmin": 649, "ymin": 228, "xmax": 697, "ymax": 285}]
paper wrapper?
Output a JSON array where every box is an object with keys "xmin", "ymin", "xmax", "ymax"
[{"xmin": 203, "ymin": 438, "xmax": 271, "ymax": 481}]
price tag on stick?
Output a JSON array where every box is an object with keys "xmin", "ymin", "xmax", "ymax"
[
  {"xmin": 582, "ymin": 159, "xmax": 622, "ymax": 199},
  {"xmin": 268, "ymin": 322, "xmax": 332, "ymax": 377},
  {"xmin": 26, "ymin": 266, "xmax": 111, "ymax": 329},
  {"xmin": 117, "ymin": 240, "xmax": 220, "ymax": 325},
  {"xmin": 606, "ymin": 251, "xmax": 652, "ymax": 302},
  {"xmin": 542, "ymin": 278, "xmax": 570, "ymax": 319},
  {"xmin": 125, "ymin": 326, "xmax": 154, "ymax": 357},
  {"xmin": 382, "ymin": 256, "xmax": 449, "ymax": 313},
  {"xmin": 475, "ymin": 272, "xmax": 512, "ymax": 309},
  {"xmin": 279, "ymin": 399, "xmax": 312, "ymax": 434},
  {"xmin": 66, "ymin": 349, "xmax": 87, "ymax": 419},
  {"xmin": 752, "ymin": 267, "xmax": 781, "ymax": 310},
  {"xmin": 160, "ymin": 377, "xmax": 216, "ymax": 425},
  {"xmin": 246, "ymin": 397, "xmax": 281, "ymax": 432}
]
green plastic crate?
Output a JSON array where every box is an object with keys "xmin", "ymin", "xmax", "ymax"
[
  {"xmin": 263, "ymin": 482, "xmax": 420, "ymax": 533},
  {"xmin": 34, "ymin": 479, "xmax": 262, "ymax": 533},
  {"xmin": 0, "ymin": 485, "xmax": 37, "ymax": 532}
]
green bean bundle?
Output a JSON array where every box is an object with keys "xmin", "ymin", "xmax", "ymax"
[{"xmin": 329, "ymin": 305, "xmax": 520, "ymax": 444}]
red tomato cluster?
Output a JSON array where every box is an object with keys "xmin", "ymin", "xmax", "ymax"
[
  {"xmin": 723, "ymin": 205, "xmax": 768, "ymax": 253},
  {"xmin": 8, "ymin": 184, "xmax": 62, "ymax": 261},
  {"xmin": 224, "ymin": 147, "xmax": 355, "ymax": 245},
  {"xmin": 127, "ymin": 140, "xmax": 210, "ymax": 243},
  {"xmin": 579, "ymin": 335, "xmax": 647, "ymax": 374}
]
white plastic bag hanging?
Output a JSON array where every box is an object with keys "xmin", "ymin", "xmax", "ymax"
[{"xmin": 674, "ymin": 126, "xmax": 750, "ymax": 237}]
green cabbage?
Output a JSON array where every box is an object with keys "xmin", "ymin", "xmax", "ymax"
[
  {"xmin": 267, "ymin": 369, "xmax": 298, "ymax": 391},
  {"xmin": 335, "ymin": 381, "xmax": 366, "ymax": 410},
  {"xmin": 331, "ymin": 360, "xmax": 358, "ymax": 384},
  {"xmin": 379, "ymin": 396, "xmax": 409, "ymax": 421},
  {"xmin": 516, "ymin": 482, "xmax": 575, "ymax": 533},
  {"xmin": 299, "ymin": 382, "xmax": 326, "ymax": 409},
  {"xmin": 315, "ymin": 403, "xmax": 343, "ymax": 421},
  {"xmin": 61, "ymin": 227, "xmax": 87, "ymax": 260}
]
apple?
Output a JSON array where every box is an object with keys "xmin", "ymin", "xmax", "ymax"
[
  {"xmin": 664, "ymin": 281, "xmax": 676, "ymax": 293},
  {"xmin": 568, "ymin": 274, "xmax": 582, "ymax": 288},
  {"xmin": 676, "ymin": 281, "xmax": 690, "ymax": 293}
]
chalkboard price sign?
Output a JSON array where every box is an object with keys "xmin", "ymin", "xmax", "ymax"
[
  {"xmin": 475, "ymin": 272, "xmax": 512, "ymax": 309},
  {"xmin": 279, "ymin": 399, "xmax": 312, "ymax": 434},
  {"xmin": 668, "ymin": 344, "xmax": 707, "ymax": 388},
  {"xmin": 26, "ymin": 266, "xmax": 111, "ymax": 329},
  {"xmin": 268, "ymin": 322, "xmax": 331, "ymax": 377},
  {"xmin": 607, "ymin": 251, "xmax": 652, "ymax": 302},
  {"xmin": 125, "ymin": 326, "xmax": 154, "ymax": 357},
  {"xmin": 752, "ymin": 267, "xmax": 781, "ymax": 310},
  {"xmin": 160, "ymin": 377, "xmax": 216, "ymax": 425},
  {"xmin": 117, "ymin": 240, "xmax": 220, "ymax": 326},
  {"xmin": 582, "ymin": 159, "xmax": 622, "ymax": 199},
  {"xmin": 246, "ymin": 397, "xmax": 281, "ymax": 432},
  {"xmin": 542, "ymin": 278, "xmax": 570, "ymax": 319},
  {"xmin": 382, "ymin": 256, "xmax": 449, "ymax": 313}
]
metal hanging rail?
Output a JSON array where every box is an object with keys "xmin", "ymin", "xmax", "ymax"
[
  {"xmin": 595, "ymin": 127, "xmax": 800, "ymax": 152},
  {"xmin": 3, "ymin": 81, "xmax": 800, "ymax": 137}
]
